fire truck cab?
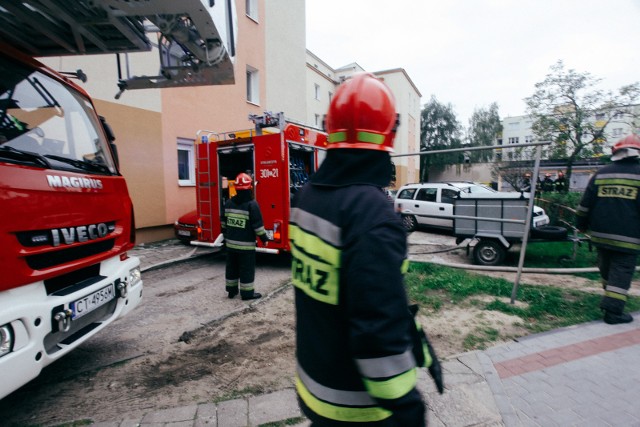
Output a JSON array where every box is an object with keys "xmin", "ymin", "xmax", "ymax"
[{"xmin": 194, "ymin": 112, "xmax": 328, "ymax": 254}]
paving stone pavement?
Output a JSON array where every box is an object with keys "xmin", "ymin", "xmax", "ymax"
[{"xmin": 99, "ymin": 239, "xmax": 640, "ymax": 427}]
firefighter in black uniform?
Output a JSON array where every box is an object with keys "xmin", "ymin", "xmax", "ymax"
[
  {"xmin": 576, "ymin": 134, "xmax": 640, "ymax": 324},
  {"xmin": 222, "ymin": 172, "xmax": 268, "ymax": 300},
  {"xmin": 289, "ymin": 73, "xmax": 442, "ymax": 426}
]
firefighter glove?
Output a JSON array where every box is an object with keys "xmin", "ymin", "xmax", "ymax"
[{"xmin": 409, "ymin": 304, "xmax": 444, "ymax": 394}]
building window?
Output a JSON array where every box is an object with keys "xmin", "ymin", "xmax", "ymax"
[
  {"xmin": 508, "ymin": 137, "xmax": 519, "ymax": 144},
  {"xmin": 595, "ymin": 113, "xmax": 606, "ymax": 121},
  {"xmin": 246, "ymin": 66, "xmax": 259, "ymax": 104},
  {"xmin": 328, "ymin": 91, "xmax": 333, "ymax": 102},
  {"xmin": 246, "ymin": 0, "xmax": 258, "ymax": 20},
  {"xmin": 314, "ymin": 84, "xmax": 320, "ymax": 100},
  {"xmin": 315, "ymin": 114, "xmax": 321, "ymax": 127},
  {"xmin": 613, "ymin": 128, "xmax": 624, "ymax": 136},
  {"xmin": 177, "ymin": 139, "xmax": 195, "ymax": 186},
  {"xmin": 525, "ymin": 135, "xmax": 533, "ymax": 144}
]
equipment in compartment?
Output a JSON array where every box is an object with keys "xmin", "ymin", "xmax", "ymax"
[{"xmin": 289, "ymin": 143, "xmax": 315, "ymax": 195}]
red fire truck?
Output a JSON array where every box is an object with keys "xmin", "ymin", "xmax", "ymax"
[
  {"xmin": 193, "ymin": 112, "xmax": 328, "ymax": 254},
  {"xmin": 0, "ymin": 0, "xmax": 236, "ymax": 399}
]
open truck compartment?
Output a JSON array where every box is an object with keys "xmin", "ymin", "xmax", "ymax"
[{"xmin": 194, "ymin": 113, "xmax": 327, "ymax": 254}]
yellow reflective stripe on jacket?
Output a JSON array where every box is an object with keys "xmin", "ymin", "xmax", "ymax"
[
  {"xmin": 363, "ymin": 368, "xmax": 417, "ymax": 400},
  {"xmin": 356, "ymin": 350, "xmax": 416, "ymax": 379},
  {"xmin": 296, "ymin": 376, "xmax": 392, "ymax": 423},
  {"xmin": 290, "ymin": 243, "xmax": 340, "ymax": 305},
  {"xmin": 289, "ymin": 223, "xmax": 341, "ymax": 266},
  {"xmin": 590, "ymin": 232, "xmax": 640, "ymax": 251}
]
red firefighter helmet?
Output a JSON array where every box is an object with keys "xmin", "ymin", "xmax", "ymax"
[
  {"xmin": 234, "ymin": 173, "xmax": 253, "ymax": 190},
  {"xmin": 611, "ymin": 134, "xmax": 640, "ymax": 161},
  {"xmin": 324, "ymin": 73, "xmax": 398, "ymax": 152}
]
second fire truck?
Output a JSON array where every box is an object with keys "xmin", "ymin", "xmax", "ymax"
[{"xmin": 193, "ymin": 112, "xmax": 327, "ymax": 254}]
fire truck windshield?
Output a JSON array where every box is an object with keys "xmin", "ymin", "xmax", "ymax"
[{"xmin": 0, "ymin": 57, "xmax": 117, "ymax": 175}]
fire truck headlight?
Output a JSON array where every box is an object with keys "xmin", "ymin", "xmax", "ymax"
[
  {"xmin": 128, "ymin": 267, "xmax": 142, "ymax": 287},
  {"xmin": 0, "ymin": 324, "xmax": 13, "ymax": 357}
]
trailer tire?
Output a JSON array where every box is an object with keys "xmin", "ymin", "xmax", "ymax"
[
  {"xmin": 473, "ymin": 239, "xmax": 506, "ymax": 266},
  {"xmin": 402, "ymin": 215, "xmax": 417, "ymax": 232},
  {"xmin": 530, "ymin": 225, "xmax": 568, "ymax": 240}
]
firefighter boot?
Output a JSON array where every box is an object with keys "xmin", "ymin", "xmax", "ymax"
[
  {"xmin": 241, "ymin": 292, "xmax": 262, "ymax": 301},
  {"xmin": 603, "ymin": 310, "xmax": 634, "ymax": 325}
]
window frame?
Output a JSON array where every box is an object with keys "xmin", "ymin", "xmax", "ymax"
[
  {"xmin": 246, "ymin": 66, "xmax": 260, "ymax": 105},
  {"xmin": 177, "ymin": 138, "xmax": 196, "ymax": 187},
  {"xmin": 246, "ymin": 0, "xmax": 258, "ymax": 21}
]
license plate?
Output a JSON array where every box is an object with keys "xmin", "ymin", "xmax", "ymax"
[
  {"xmin": 70, "ymin": 283, "xmax": 115, "ymax": 320},
  {"xmin": 178, "ymin": 229, "xmax": 192, "ymax": 236}
]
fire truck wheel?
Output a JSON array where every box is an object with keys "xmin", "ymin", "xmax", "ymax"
[
  {"xmin": 473, "ymin": 239, "xmax": 506, "ymax": 266},
  {"xmin": 402, "ymin": 215, "xmax": 417, "ymax": 233}
]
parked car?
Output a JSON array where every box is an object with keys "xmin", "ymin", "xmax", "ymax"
[
  {"xmin": 394, "ymin": 182, "xmax": 550, "ymax": 232},
  {"xmin": 174, "ymin": 209, "xmax": 199, "ymax": 244}
]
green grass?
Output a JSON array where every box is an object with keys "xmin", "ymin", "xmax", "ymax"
[{"xmin": 405, "ymin": 262, "xmax": 640, "ymax": 336}]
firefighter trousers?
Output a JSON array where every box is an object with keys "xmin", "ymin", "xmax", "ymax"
[
  {"xmin": 225, "ymin": 250, "xmax": 257, "ymax": 298},
  {"xmin": 598, "ymin": 248, "xmax": 638, "ymax": 314}
]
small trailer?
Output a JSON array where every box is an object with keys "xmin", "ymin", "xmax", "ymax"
[{"xmin": 453, "ymin": 197, "xmax": 574, "ymax": 266}]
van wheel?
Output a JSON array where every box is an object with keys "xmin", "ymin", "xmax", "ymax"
[
  {"xmin": 473, "ymin": 240, "xmax": 506, "ymax": 266},
  {"xmin": 402, "ymin": 215, "xmax": 417, "ymax": 232}
]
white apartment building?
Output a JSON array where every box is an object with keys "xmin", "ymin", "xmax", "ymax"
[
  {"xmin": 305, "ymin": 52, "xmax": 422, "ymax": 188},
  {"xmin": 500, "ymin": 109, "xmax": 640, "ymax": 161}
]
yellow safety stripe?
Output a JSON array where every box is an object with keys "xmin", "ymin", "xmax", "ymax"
[
  {"xmin": 327, "ymin": 131, "xmax": 384, "ymax": 146},
  {"xmin": 363, "ymin": 368, "xmax": 417, "ymax": 401},
  {"xmin": 289, "ymin": 224, "xmax": 341, "ymax": 267},
  {"xmin": 590, "ymin": 235, "xmax": 640, "ymax": 251},
  {"xmin": 401, "ymin": 259, "xmax": 410, "ymax": 274},
  {"xmin": 604, "ymin": 291, "xmax": 628, "ymax": 301},
  {"xmin": 296, "ymin": 376, "xmax": 392, "ymax": 423},
  {"xmin": 290, "ymin": 243, "xmax": 340, "ymax": 305}
]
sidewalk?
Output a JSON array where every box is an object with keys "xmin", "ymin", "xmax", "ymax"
[{"xmin": 107, "ymin": 239, "xmax": 640, "ymax": 427}]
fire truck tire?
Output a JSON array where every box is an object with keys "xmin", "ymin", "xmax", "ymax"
[
  {"xmin": 402, "ymin": 214, "xmax": 417, "ymax": 232},
  {"xmin": 530, "ymin": 225, "xmax": 568, "ymax": 241},
  {"xmin": 473, "ymin": 239, "xmax": 506, "ymax": 266}
]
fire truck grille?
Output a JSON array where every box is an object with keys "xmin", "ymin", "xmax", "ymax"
[{"xmin": 26, "ymin": 239, "xmax": 116, "ymax": 270}]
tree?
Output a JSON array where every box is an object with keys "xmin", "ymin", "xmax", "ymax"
[
  {"xmin": 467, "ymin": 103, "xmax": 503, "ymax": 163},
  {"xmin": 525, "ymin": 60, "xmax": 640, "ymax": 187},
  {"xmin": 420, "ymin": 96, "xmax": 462, "ymax": 182}
]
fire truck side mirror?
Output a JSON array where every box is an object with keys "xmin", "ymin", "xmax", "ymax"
[{"xmin": 99, "ymin": 115, "xmax": 120, "ymax": 169}]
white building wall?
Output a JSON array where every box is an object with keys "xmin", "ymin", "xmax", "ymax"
[
  {"xmin": 265, "ymin": 0, "xmax": 307, "ymax": 123},
  {"xmin": 305, "ymin": 51, "xmax": 337, "ymax": 129}
]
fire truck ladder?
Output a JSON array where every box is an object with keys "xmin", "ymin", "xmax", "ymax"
[{"xmin": 192, "ymin": 130, "xmax": 222, "ymax": 248}]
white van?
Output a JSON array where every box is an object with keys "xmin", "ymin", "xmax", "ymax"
[{"xmin": 394, "ymin": 182, "xmax": 550, "ymax": 232}]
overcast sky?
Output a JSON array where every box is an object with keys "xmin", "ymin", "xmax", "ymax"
[{"xmin": 305, "ymin": 0, "xmax": 640, "ymax": 127}]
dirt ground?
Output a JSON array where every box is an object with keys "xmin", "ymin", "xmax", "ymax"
[{"xmin": 5, "ymin": 235, "xmax": 639, "ymax": 426}]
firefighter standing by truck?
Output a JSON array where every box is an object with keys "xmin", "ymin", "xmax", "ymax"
[
  {"xmin": 222, "ymin": 172, "xmax": 268, "ymax": 300},
  {"xmin": 289, "ymin": 73, "xmax": 443, "ymax": 426},
  {"xmin": 576, "ymin": 134, "xmax": 640, "ymax": 324}
]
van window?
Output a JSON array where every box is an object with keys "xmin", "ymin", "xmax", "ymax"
[
  {"xmin": 397, "ymin": 188, "xmax": 416, "ymax": 200},
  {"xmin": 441, "ymin": 189, "xmax": 459, "ymax": 203},
  {"xmin": 416, "ymin": 188, "xmax": 437, "ymax": 202}
]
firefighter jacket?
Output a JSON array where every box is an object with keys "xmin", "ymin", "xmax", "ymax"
[
  {"xmin": 576, "ymin": 158, "xmax": 640, "ymax": 254},
  {"xmin": 289, "ymin": 149, "xmax": 426, "ymax": 426},
  {"xmin": 221, "ymin": 190, "xmax": 267, "ymax": 251}
]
